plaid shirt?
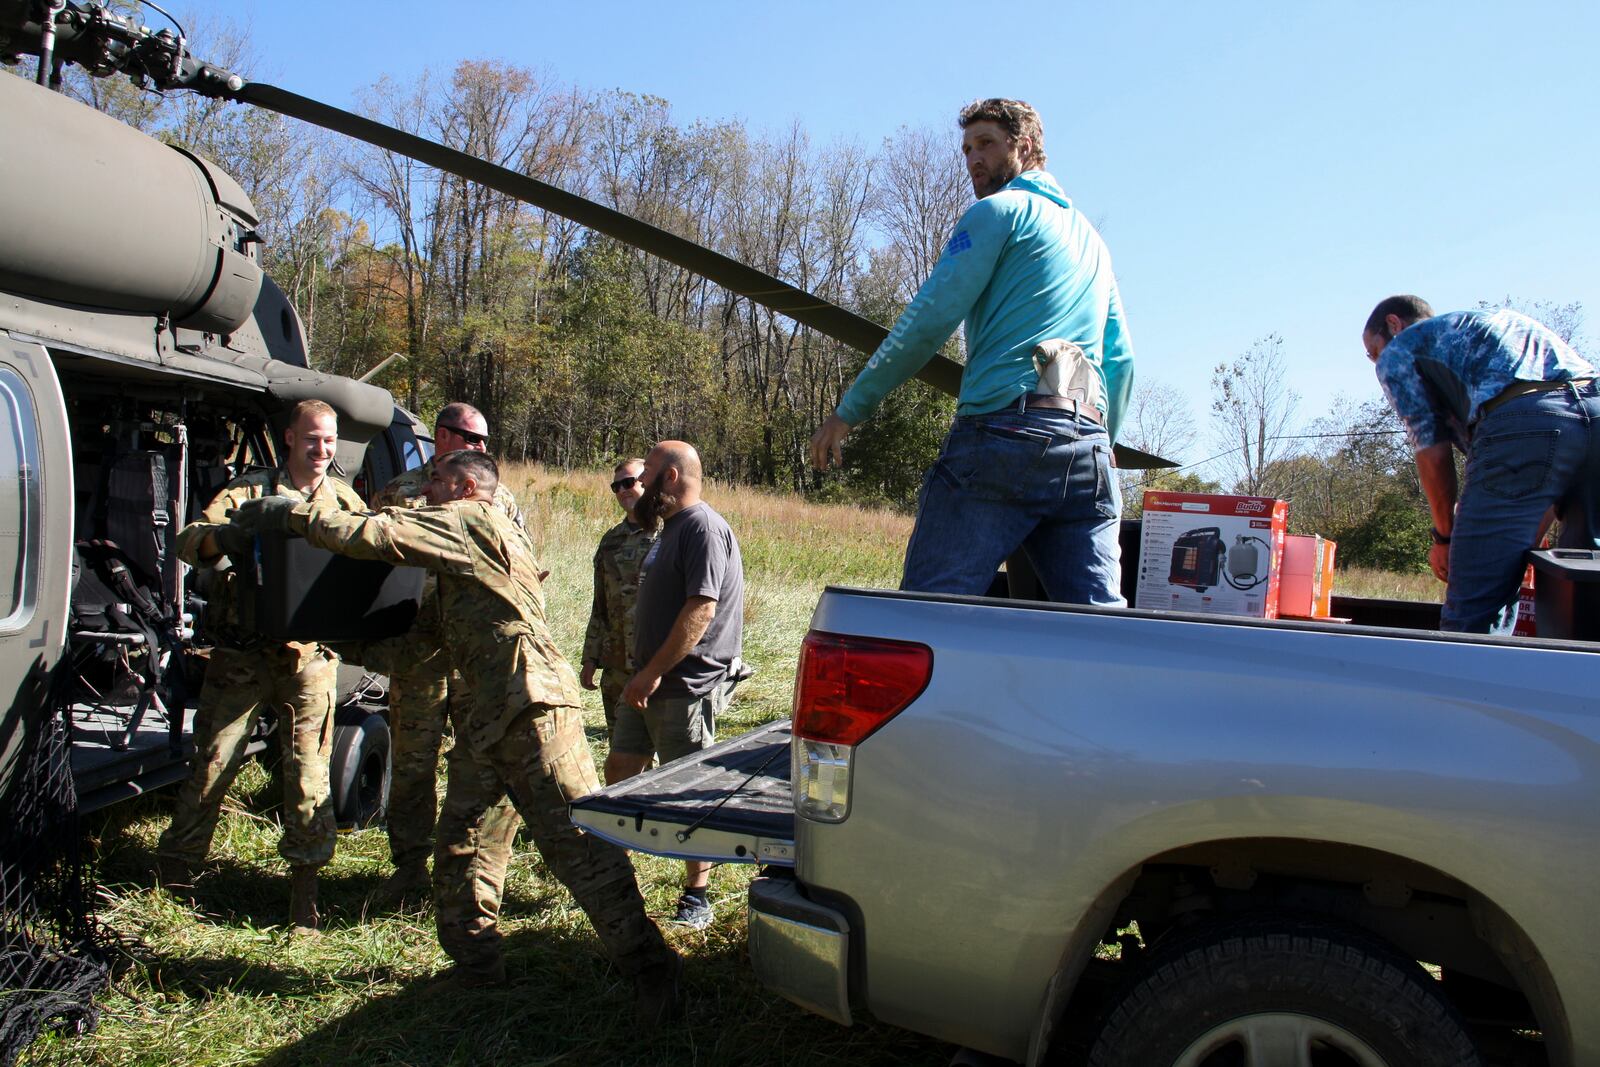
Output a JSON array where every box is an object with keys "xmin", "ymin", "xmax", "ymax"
[{"xmin": 1376, "ymin": 309, "xmax": 1593, "ymax": 451}]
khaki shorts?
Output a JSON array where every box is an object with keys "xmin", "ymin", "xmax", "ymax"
[{"xmin": 611, "ymin": 677, "xmax": 732, "ymax": 763}]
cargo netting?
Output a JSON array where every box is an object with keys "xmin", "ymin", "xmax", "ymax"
[{"xmin": 0, "ymin": 699, "xmax": 110, "ymax": 1066}]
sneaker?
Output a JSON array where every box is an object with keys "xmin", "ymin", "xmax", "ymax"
[{"xmin": 669, "ymin": 891, "xmax": 713, "ymax": 930}]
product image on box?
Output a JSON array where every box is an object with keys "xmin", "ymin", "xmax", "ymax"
[
  {"xmin": 1137, "ymin": 492, "xmax": 1289, "ymax": 618},
  {"xmin": 1167, "ymin": 527, "xmax": 1273, "ymax": 594}
]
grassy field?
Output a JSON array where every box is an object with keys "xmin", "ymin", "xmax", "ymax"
[{"xmin": 32, "ymin": 469, "xmax": 1440, "ymax": 1066}]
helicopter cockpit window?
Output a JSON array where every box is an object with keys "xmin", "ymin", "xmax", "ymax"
[{"xmin": 0, "ymin": 367, "xmax": 41, "ymax": 629}]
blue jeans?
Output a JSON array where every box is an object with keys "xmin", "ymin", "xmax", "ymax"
[
  {"xmin": 1445, "ymin": 380, "xmax": 1600, "ymax": 633},
  {"xmin": 901, "ymin": 407, "xmax": 1123, "ymax": 605}
]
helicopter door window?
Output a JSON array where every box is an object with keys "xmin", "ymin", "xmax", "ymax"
[
  {"xmin": 0, "ymin": 367, "xmax": 41, "ymax": 631},
  {"xmin": 400, "ymin": 433, "xmax": 428, "ymax": 471}
]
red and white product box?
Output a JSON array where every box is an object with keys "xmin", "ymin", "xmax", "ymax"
[
  {"xmin": 1137, "ymin": 492, "xmax": 1290, "ymax": 618},
  {"xmin": 1513, "ymin": 564, "xmax": 1537, "ymax": 637},
  {"xmin": 1279, "ymin": 534, "xmax": 1338, "ymax": 618}
]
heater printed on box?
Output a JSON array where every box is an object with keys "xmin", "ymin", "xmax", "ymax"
[{"xmin": 1137, "ymin": 493, "xmax": 1289, "ymax": 618}]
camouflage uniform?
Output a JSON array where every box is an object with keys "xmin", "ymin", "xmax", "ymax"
[
  {"xmin": 157, "ymin": 471, "xmax": 364, "ymax": 871},
  {"xmin": 580, "ymin": 520, "xmax": 657, "ymax": 734},
  {"xmin": 283, "ymin": 497, "xmax": 671, "ymax": 981},
  {"xmin": 363, "ymin": 459, "xmax": 527, "ymax": 869}
]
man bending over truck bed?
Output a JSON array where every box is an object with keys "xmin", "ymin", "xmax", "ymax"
[{"xmin": 1363, "ymin": 295, "xmax": 1600, "ymax": 633}]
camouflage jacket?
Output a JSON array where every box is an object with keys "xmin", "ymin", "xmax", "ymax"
[
  {"xmin": 371, "ymin": 457, "xmax": 528, "ymax": 648},
  {"xmin": 176, "ymin": 469, "xmax": 364, "ymax": 665},
  {"xmin": 581, "ymin": 520, "xmax": 657, "ymax": 672},
  {"xmin": 287, "ymin": 498, "xmax": 581, "ymax": 748}
]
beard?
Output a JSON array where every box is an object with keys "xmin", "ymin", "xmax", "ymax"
[
  {"xmin": 972, "ymin": 155, "xmax": 1024, "ymax": 199},
  {"xmin": 634, "ymin": 469, "xmax": 673, "ymax": 532}
]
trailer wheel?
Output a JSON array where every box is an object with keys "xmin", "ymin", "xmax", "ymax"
[
  {"xmin": 329, "ymin": 707, "xmax": 390, "ymax": 830},
  {"xmin": 1086, "ymin": 916, "xmax": 1481, "ymax": 1067}
]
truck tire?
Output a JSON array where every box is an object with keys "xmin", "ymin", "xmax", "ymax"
[
  {"xmin": 329, "ymin": 707, "xmax": 390, "ymax": 830},
  {"xmin": 1085, "ymin": 915, "xmax": 1481, "ymax": 1067}
]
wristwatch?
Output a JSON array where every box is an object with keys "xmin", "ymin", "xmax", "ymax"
[{"xmin": 1430, "ymin": 528, "xmax": 1451, "ymax": 546}]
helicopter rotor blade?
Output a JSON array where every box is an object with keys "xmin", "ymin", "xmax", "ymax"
[{"xmin": 235, "ymin": 83, "xmax": 1172, "ymax": 470}]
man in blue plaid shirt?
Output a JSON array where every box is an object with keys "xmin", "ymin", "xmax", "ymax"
[{"xmin": 1363, "ymin": 295, "xmax": 1599, "ymax": 633}]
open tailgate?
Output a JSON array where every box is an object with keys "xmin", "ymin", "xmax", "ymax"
[{"xmin": 570, "ymin": 718, "xmax": 795, "ymax": 866}]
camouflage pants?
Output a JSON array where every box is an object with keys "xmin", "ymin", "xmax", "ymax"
[
  {"xmin": 385, "ymin": 649, "xmax": 451, "ymax": 867},
  {"xmin": 158, "ymin": 645, "xmax": 338, "ymax": 868},
  {"xmin": 433, "ymin": 703, "xmax": 671, "ymax": 980}
]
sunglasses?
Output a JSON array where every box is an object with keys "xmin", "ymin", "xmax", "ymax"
[
  {"xmin": 437, "ymin": 422, "xmax": 488, "ymax": 447},
  {"xmin": 611, "ymin": 475, "xmax": 641, "ymax": 492}
]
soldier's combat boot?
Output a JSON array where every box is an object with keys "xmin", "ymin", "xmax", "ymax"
[
  {"xmin": 289, "ymin": 865, "xmax": 321, "ymax": 936},
  {"xmin": 375, "ymin": 858, "xmax": 431, "ymax": 909}
]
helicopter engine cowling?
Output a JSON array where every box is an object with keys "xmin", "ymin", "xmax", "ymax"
[{"xmin": 0, "ymin": 73, "xmax": 263, "ymax": 336}]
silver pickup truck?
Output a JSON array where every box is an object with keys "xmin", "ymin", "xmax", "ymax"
[{"xmin": 573, "ymin": 579, "xmax": 1598, "ymax": 1067}]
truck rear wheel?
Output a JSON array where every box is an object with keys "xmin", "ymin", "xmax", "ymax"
[
  {"xmin": 1086, "ymin": 916, "xmax": 1481, "ymax": 1067},
  {"xmin": 329, "ymin": 707, "xmax": 390, "ymax": 830}
]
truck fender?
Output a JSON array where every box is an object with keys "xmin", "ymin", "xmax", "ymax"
[{"xmin": 1024, "ymin": 867, "xmax": 1139, "ymax": 1067}]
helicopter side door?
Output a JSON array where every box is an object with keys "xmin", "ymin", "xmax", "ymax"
[{"xmin": 0, "ymin": 339, "xmax": 74, "ymax": 799}]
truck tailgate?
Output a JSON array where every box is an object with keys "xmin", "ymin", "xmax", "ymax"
[{"xmin": 569, "ymin": 718, "xmax": 795, "ymax": 866}]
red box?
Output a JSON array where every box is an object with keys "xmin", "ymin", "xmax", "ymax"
[{"xmin": 1137, "ymin": 493, "xmax": 1290, "ymax": 618}]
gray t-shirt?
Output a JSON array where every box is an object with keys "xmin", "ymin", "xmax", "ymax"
[{"xmin": 634, "ymin": 501, "xmax": 744, "ymax": 699}]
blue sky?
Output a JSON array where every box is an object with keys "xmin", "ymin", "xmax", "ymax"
[{"xmin": 198, "ymin": 0, "xmax": 1600, "ymax": 459}]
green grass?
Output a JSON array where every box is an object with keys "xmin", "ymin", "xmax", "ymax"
[
  {"xmin": 32, "ymin": 471, "xmax": 1442, "ymax": 1066},
  {"xmin": 33, "ymin": 467, "xmax": 941, "ymax": 1067}
]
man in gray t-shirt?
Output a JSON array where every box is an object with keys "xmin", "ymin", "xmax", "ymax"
[{"xmin": 617, "ymin": 440, "xmax": 745, "ymax": 929}]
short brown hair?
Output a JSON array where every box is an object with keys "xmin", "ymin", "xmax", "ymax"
[
  {"xmin": 958, "ymin": 98, "xmax": 1047, "ymax": 168},
  {"xmin": 287, "ymin": 399, "xmax": 337, "ymax": 427},
  {"xmin": 614, "ymin": 457, "xmax": 646, "ymax": 473},
  {"xmin": 1364, "ymin": 295, "xmax": 1434, "ymax": 341},
  {"xmin": 436, "ymin": 449, "xmax": 499, "ymax": 493}
]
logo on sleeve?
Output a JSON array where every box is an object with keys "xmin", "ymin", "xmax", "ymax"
[{"xmin": 946, "ymin": 230, "xmax": 972, "ymax": 256}]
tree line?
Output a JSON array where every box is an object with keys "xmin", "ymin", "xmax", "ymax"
[{"xmin": 40, "ymin": 28, "xmax": 1592, "ymax": 572}]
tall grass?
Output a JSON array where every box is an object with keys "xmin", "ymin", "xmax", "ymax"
[{"xmin": 33, "ymin": 468, "xmax": 1441, "ymax": 1066}]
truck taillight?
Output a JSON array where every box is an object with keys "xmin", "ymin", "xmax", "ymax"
[{"xmin": 792, "ymin": 631, "xmax": 932, "ymax": 823}]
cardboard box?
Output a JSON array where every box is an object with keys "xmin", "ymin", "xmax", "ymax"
[
  {"xmin": 1279, "ymin": 534, "xmax": 1338, "ymax": 618},
  {"xmin": 1137, "ymin": 492, "xmax": 1289, "ymax": 617},
  {"xmin": 1510, "ymin": 564, "xmax": 1537, "ymax": 637}
]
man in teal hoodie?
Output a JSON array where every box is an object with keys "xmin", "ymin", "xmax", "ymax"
[{"xmin": 809, "ymin": 98, "xmax": 1134, "ymax": 604}]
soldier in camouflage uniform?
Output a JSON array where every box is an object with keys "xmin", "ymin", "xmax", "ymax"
[
  {"xmin": 362, "ymin": 402, "xmax": 527, "ymax": 904},
  {"xmin": 227, "ymin": 450, "xmax": 681, "ymax": 1022},
  {"xmin": 578, "ymin": 458, "xmax": 658, "ymax": 785},
  {"xmin": 155, "ymin": 399, "xmax": 364, "ymax": 935}
]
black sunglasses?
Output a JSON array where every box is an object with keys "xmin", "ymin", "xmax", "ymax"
[
  {"xmin": 437, "ymin": 422, "xmax": 488, "ymax": 447},
  {"xmin": 611, "ymin": 475, "xmax": 641, "ymax": 492}
]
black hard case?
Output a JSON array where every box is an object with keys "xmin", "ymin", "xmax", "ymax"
[{"xmin": 239, "ymin": 531, "xmax": 425, "ymax": 642}]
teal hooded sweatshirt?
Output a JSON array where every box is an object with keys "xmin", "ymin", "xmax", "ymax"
[{"xmin": 836, "ymin": 170, "xmax": 1134, "ymax": 443}]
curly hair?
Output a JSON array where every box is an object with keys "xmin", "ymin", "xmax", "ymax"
[{"xmin": 958, "ymin": 98, "xmax": 1047, "ymax": 168}]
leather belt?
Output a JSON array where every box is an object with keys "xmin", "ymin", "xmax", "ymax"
[
  {"xmin": 1479, "ymin": 377, "xmax": 1595, "ymax": 418},
  {"xmin": 1017, "ymin": 393, "xmax": 1104, "ymax": 426}
]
